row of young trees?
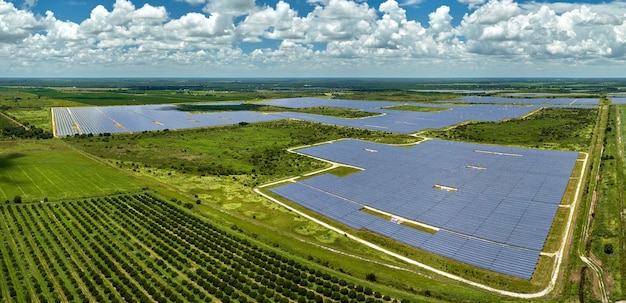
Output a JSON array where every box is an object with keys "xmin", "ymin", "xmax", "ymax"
[{"xmin": 0, "ymin": 193, "xmax": 414, "ymax": 303}]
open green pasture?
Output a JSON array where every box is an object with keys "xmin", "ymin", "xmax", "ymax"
[
  {"xmin": 423, "ymin": 107, "xmax": 597, "ymax": 151},
  {"xmin": 0, "ymin": 140, "xmax": 142, "ymax": 202},
  {"xmin": 178, "ymin": 103, "xmax": 379, "ymax": 119}
]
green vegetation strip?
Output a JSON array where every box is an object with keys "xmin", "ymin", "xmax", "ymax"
[
  {"xmin": 383, "ymin": 105, "xmax": 450, "ymax": 113},
  {"xmin": 0, "ymin": 193, "xmax": 415, "ymax": 303},
  {"xmin": 66, "ymin": 120, "xmax": 417, "ymax": 184},
  {"xmin": 178, "ymin": 103, "xmax": 379, "ymax": 119},
  {"xmin": 424, "ymin": 107, "xmax": 597, "ymax": 151},
  {"xmin": 588, "ymin": 105, "xmax": 624, "ymax": 300},
  {"xmin": 24, "ymin": 88, "xmax": 324, "ymax": 106}
]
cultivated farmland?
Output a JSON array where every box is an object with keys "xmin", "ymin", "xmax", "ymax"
[{"xmin": 0, "ymin": 193, "xmax": 407, "ymax": 303}]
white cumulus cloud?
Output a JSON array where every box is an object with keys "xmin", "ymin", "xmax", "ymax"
[{"xmin": 1, "ymin": 0, "xmax": 626, "ymax": 77}]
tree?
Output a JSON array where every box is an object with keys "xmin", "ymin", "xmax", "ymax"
[
  {"xmin": 13, "ymin": 196, "xmax": 22, "ymax": 204},
  {"xmin": 604, "ymin": 243, "xmax": 614, "ymax": 255},
  {"xmin": 365, "ymin": 273, "xmax": 377, "ymax": 282}
]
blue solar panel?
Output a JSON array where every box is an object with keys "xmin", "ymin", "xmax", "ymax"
[
  {"xmin": 53, "ymin": 97, "xmax": 597, "ymax": 136},
  {"xmin": 271, "ymin": 139, "xmax": 578, "ymax": 279},
  {"xmin": 458, "ymin": 96, "xmax": 599, "ymax": 106}
]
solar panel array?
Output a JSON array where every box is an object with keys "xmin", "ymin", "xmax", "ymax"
[
  {"xmin": 266, "ymin": 99, "xmax": 541, "ymax": 134},
  {"xmin": 53, "ymin": 104, "xmax": 279, "ymax": 136},
  {"xmin": 271, "ymin": 139, "xmax": 579, "ymax": 279},
  {"xmin": 610, "ymin": 98, "xmax": 626, "ymax": 104},
  {"xmin": 54, "ymin": 97, "xmax": 597, "ymax": 136},
  {"xmin": 458, "ymin": 96, "xmax": 599, "ymax": 105},
  {"xmin": 261, "ymin": 98, "xmax": 404, "ymax": 109}
]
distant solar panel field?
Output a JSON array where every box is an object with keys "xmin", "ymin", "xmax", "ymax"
[
  {"xmin": 271, "ymin": 139, "xmax": 579, "ymax": 279},
  {"xmin": 458, "ymin": 96, "xmax": 599, "ymax": 105},
  {"xmin": 52, "ymin": 104, "xmax": 280, "ymax": 136},
  {"xmin": 53, "ymin": 97, "xmax": 595, "ymax": 136}
]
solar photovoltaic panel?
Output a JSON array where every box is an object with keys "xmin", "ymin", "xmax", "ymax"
[{"xmin": 271, "ymin": 139, "xmax": 578, "ymax": 279}]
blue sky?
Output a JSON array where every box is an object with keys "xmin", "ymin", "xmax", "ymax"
[{"xmin": 1, "ymin": 0, "xmax": 626, "ymax": 77}]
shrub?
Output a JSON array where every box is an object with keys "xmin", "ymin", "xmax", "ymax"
[{"xmin": 604, "ymin": 243, "xmax": 614, "ymax": 254}]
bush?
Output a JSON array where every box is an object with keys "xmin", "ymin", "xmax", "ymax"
[
  {"xmin": 13, "ymin": 196, "xmax": 22, "ymax": 204},
  {"xmin": 365, "ymin": 273, "xmax": 377, "ymax": 282},
  {"xmin": 604, "ymin": 243, "xmax": 614, "ymax": 255},
  {"xmin": 183, "ymin": 202, "xmax": 193, "ymax": 209}
]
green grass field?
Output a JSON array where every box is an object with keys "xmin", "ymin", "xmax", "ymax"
[
  {"xmin": 0, "ymin": 140, "xmax": 143, "ymax": 202},
  {"xmin": 0, "ymin": 113, "xmax": 20, "ymax": 128}
]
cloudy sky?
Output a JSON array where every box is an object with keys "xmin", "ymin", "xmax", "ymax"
[{"xmin": 1, "ymin": 0, "xmax": 626, "ymax": 77}]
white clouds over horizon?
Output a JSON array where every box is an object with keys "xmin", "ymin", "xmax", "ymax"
[{"xmin": 1, "ymin": 0, "xmax": 626, "ymax": 77}]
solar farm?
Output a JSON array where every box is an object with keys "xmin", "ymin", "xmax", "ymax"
[
  {"xmin": 52, "ymin": 104, "xmax": 279, "ymax": 137},
  {"xmin": 271, "ymin": 139, "xmax": 579, "ymax": 280},
  {"xmin": 51, "ymin": 97, "xmax": 584, "ymax": 136},
  {"xmin": 51, "ymin": 96, "xmax": 587, "ymax": 280}
]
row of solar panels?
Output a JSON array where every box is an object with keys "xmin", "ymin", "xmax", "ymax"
[
  {"xmin": 266, "ymin": 96, "xmax": 603, "ymax": 107},
  {"xmin": 271, "ymin": 182, "xmax": 538, "ymax": 279},
  {"xmin": 53, "ymin": 105, "xmax": 279, "ymax": 136},
  {"xmin": 270, "ymin": 139, "xmax": 578, "ymax": 279},
  {"xmin": 291, "ymin": 140, "xmax": 577, "ymax": 250},
  {"xmin": 458, "ymin": 96, "xmax": 600, "ymax": 105},
  {"xmin": 270, "ymin": 104, "xmax": 542, "ymax": 134},
  {"xmin": 299, "ymin": 173, "xmax": 558, "ymax": 251}
]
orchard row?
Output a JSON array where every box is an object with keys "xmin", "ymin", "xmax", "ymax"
[{"xmin": 0, "ymin": 193, "xmax": 409, "ymax": 303}]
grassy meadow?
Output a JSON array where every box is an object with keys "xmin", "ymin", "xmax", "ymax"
[
  {"xmin": 423, "ymin": 107, "xmax": 597, "ymax": 151},
  {"xmin": 65, "ymin": 120, "xmax": 417, "ymax": 183},
  {"xmin": 0, "ymin": 140, "xmax": 143, "ymax": 202}
]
